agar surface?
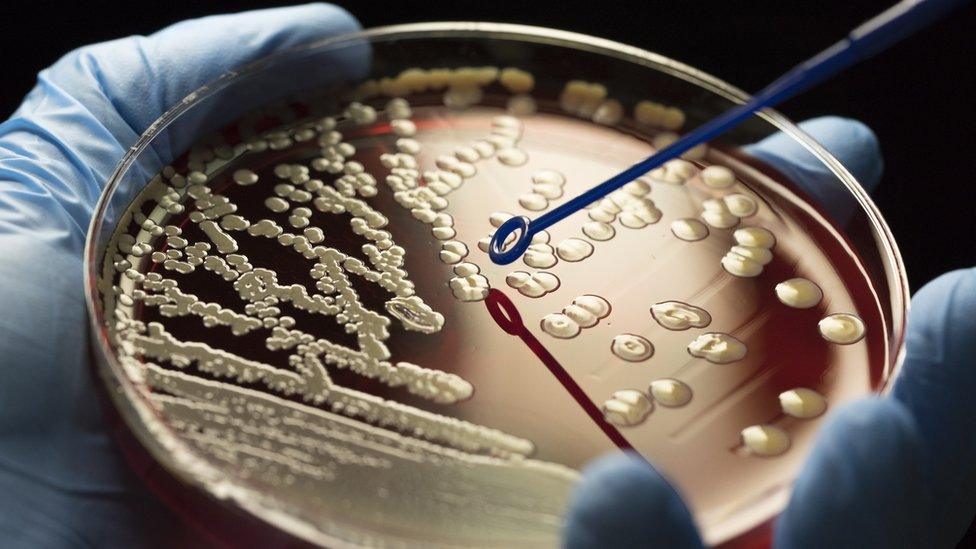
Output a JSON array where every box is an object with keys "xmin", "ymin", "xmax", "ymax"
[{"xmin": 97, "ymin": 64, "xmax": 880, "ymax": 544}]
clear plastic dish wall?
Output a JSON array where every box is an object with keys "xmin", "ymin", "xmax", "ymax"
[{"xmin": 85, "ymin": 23, "xmax": 908, "ymax": 548}]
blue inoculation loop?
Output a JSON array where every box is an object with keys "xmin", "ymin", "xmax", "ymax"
[
  {"xmin": 489, "ymin": 215, "xmax": 532, "ymax": 265},
  {"xmin": 487, "ymin": 0, "xmax": 967, "ymax": 266}
]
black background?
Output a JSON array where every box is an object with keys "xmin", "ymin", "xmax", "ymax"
[{"xmin": 1, "ymin": 0, "xmax": 974, "ymax": 544}]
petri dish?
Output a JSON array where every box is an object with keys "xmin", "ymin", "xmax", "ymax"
[{"xmin": 84, "ymin": 22, "xmax": 908, "ymax": 548}]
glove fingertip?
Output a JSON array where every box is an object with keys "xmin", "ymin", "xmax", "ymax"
[
  {"xmin": 895, "ymin": 266, "xmax": 976, "ymax": 440},
  {"xmin": 892, "ymin": 267, "xmax": 976, "ymax": 545},
  {"xmin": 245, "ymin": 2, "xmax": 362, "ymax": 50},
  {"xmin": 898, "ymin": 266, "xmax": 976, "ymax": 370},
  {"xmin": 775, "ymin": 398, "xmax": 928, "ymax": 548},
  {"xmin": 800, "ymin": 116, "xmax": 883, "ymax": 192},
  {"xmin": 563, "ymin": 452, "xmax": 703, "ymax": 549},
  {"xmin": 745, "ymin": 116, "xmax": 883, "ymax": 224}
]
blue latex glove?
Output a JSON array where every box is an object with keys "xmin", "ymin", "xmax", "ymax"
[
  {"xmin": 0, "ymin": 4, "xmax": 359, "ymax": 546},
  {"xmin": 564, "ymin": 116, "xmax": 976, "ymax": 548}
]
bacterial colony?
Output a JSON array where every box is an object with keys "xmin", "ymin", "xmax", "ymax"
[{"xmin": 96, "ymin": 65, "xmax": 884, "ymax": 545}]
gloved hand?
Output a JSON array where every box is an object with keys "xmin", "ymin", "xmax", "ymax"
[
  {"xmin": 564, "ymin": 117, "xmax": 976, "ymax": 548},
  {"xmin": 0, "ymin": 4, "xmax": 359, "ymax": 547}
]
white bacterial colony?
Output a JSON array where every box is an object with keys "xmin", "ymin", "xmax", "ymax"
[
  {"xmin": 523, "ymin": 239, "xmax": 558, "ymax": 269},
  {"xmin": 634, "ymin": 99, "xmax": 686, "ymax": 130},
  {"xmin": 602, "ymin": 390, "xmax": 653, "ymax": 426},
  {"xmin": 439, "ymin": 241, "xmax": 469, "ymax": 265},
  {"xmin": 592, "ymin": 99, "xmax": 624, "ymax": 126},
  {"xmin": 555, "ymin": 238, "xmax": 594, "ymax": 262},
  {"xmin": 693, "ymin": 167, "xmax": 756, "ymax": 230},
  {"xmin": 670, "ymin": 218, "xmax": 709, "ymax": 242},
  {"xmin": 559, "ymin": 81, "xmax": 609, "ymax": 120},
  {"xmin": 499, "ymin": 67, "xmax": 534, "ymax": 93},
  {"xmin": 687, "ymin": 333, "xmax": 747, "ymax": 364},
  {"xmin": 611, "ymin": 334, "xmax": 654, "ymax": 362},
  {"xmin": 650, "ymin": 301, "xmax": 712, "ymax": 331},
  {"xmin": 499, "ymin": 69, "xmax": 537, "ymax": 114},
  {"xmin": 232, "ymin": 169, "xmax": 259, "ymax": 186},
  {"xmin": 444, "ymin": 85, "xmax": 484, "ymax": 110},
  {"xmin": 740, "ymin": 425, "xmax": 791, "ymax": 457},
  {"xmin": 651, "ymin": 131, "xmax": 709, "ymax": 161},
  {"xmin": 649, "ymin": 379, "xmax": 692, "ymax": 407},
  {"xmin": 505, "ymin": 271, "xmax": 560, "ymax": 298},
  {"xmin": 450, "ymin": 263, "xmax": 490, "ymax": 302},
  {"xmin": 722, "ymin": 227, "xmax": 776, "ymax": 278},
  {"xmin": 601, "ymin": 377, "xmax": 692, "ymax": 432},
  {"xmin": 723, "ymin": 194, "xmax": 758, "ymax": 217},
  {"xmin": 507, "ymin": 94, "xmax": 537, "ymax": 116},
  {"xmin": 649, "ymin": 159, "xmax": 696, "ymax": 185},
  {"xmin": 386, "ymin": 296, "xmax": 445, "ymax": 334},
  {"xmin": 540, "ymin": 295, "xmax": 611, "ymax": 339},
  {"xmin": 775, "ymin": 278, "xmax": 823, "ymax": 309},
  {"xmin": 702, "ymin": 198, "xmax": 740, "ymax": 229},
  {"xmin": 582, "ymin": 221, "xmax": 615, "ymax": 241},
  {"xmin": 497, "ymin": 147, "xmax": 529, "ymax": 167},
  {"xmin": 585, "ymin": 179, "xmax": 662, "ymax": 229},
  {"xmin": 818, "ymin": 313, "xmax": 866, "ymax": 344},
  {"xmin": 702, "ymin": 192, "xmax": 758, "ymax": 230},
  {"xmin": 733, "ymin": 226, "xmax": 776, "ymax": 248},
  {"xmin": 518, "ymin": 170, "xmax": 566, "ymax": 211},
  {"xmin": 701, "ymin": 165, "xmax": 736, "ymax": 189},
  {"xmin": 778, "ymin": 388, "xmax": 827, "ymax": 419}
]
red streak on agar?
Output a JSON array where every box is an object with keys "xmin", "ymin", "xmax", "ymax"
[{"xmin": 484, "ymin": 288, "xmax": 635, "ymax": 453}]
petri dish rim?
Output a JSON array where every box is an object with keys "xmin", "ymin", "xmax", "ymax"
[{"xmin": 82, "ymin": 21, "xmax": 910, "ymax": 547}]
